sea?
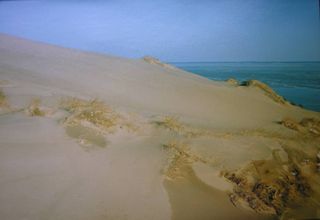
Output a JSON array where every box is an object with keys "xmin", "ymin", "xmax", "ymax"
[{"xmin": 171, "ymin": 62, "xmax": 320, "ymax": 112}]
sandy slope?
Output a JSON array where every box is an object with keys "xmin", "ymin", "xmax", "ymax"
[
  {"xmin": 0, "ymin": 33, "xmax": 319, "ymax": 220},
  {"xmin": 1, "ymin": 33, "xmax": 317, "ymax": 129}
]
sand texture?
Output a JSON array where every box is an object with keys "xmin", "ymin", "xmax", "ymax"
[{"xmin": 0, "ymin": 33, "xmax": 319, "ymax": 220}]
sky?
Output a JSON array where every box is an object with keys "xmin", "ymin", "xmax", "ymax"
[{"xmin": 0, "ymin": 0, "xmax": 319, "ymax": 62}]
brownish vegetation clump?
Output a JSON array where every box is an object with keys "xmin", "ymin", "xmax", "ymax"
[
  {"xmin": 156, "ymin": 116, "xmax": 205, "ymax": 137},
  {"xmin": 162, "ymin": 141, "xmax": 209, "ymax": 180},
  {"xmin": 60, "ymin": 98, "xmax": 120, "ymax": 148},
  {"xmin": 223, "ymin": 145, "xmax": 320, "ymax": 219},
  {"xmin": 241, "ymin": 80, "xmax": 289, "ymax": 105},
  {"xmin": 26, "ymin": 98, "xmax": 45, "ymax": 116},
  {"xmin": 226, "ymin": 78, "xmax": 239, "ymax": 86},
  {"xmin": 157, "ymin": 116, "xmax": 184, "ymax": 132},
  {"xmin": 162, "ymin": 142, "xmax": 192, "ymax": 180},
  {"xmin": 60, "ymin": 97, "xmax": 139, "ymax": 148},
  {"xmin": 0, "ymin": 89, "xmax": 9, "ymax": 108},
  {"xmin": 60, "ymin": 98, "xmax": 119, "ymax": 132},
  {"xmin": 300, "ymin": 118, "xmax": 320, "ymax": 136},
  {"xmin": 281, "ymin": 117, "xmax": 320, "ymax": 136}
]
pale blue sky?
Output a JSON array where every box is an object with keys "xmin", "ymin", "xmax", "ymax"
[{"xmin": 0, "ymin": 0, "xmax": 319, "ymax": 61}]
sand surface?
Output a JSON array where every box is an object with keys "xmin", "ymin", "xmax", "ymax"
[{"xmin": 0, "ymin": 33, "xmax": 319, "ymax": 220}]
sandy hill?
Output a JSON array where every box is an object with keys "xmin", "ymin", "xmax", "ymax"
[
  {"xmin": 1, "ymin": 33, "xmax": 317, "ymax": 129},
  {"xmin": 0, "ymin": 33, "xmax": 319, "ymax": 220}
]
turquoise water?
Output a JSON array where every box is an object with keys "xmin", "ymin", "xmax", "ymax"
[{"xmin": 172, "ymin": 62, "xmax": 320, "ymax": 112}]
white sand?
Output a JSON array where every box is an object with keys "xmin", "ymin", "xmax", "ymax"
[{"xmin": 0, "ymin": 33, "xmax": 319, "ymax": 220}]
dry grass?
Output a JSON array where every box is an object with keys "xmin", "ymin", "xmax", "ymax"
[
  {"xmin": 162, "ymin": 141, "xmax": 209, "ymax": 180},
  {"xmin": 156, "ymin": 116, "xmax": 205, "ymax": 138},
  {"xmin": 222, "ymin": 144, "xmax": 320, "ymax": 218},
  {"xmin": 60, "ymin": 97, "xmax": 140, "ymax": 148},
  {"xmin": 281, "ymin": 117, "xmax": 320, "ymax": 136},
  {"xmin": 59, "ymin": 98, "xmax": 120, "ymax": 148},
  {"xmin": 162, "ymin": 142, "xmax": 191, "ymax": 180},
  {"xmin": 300, "ymin": 118, "xmax": 320, "ymax": 136},
  {"xmin": 156, "ymin": 116, "xmax": 293, "ymax": 141},
  {"xmin": 60, "ymin": 98, "xmax": 119, "ymax": 132},
  {"xmin": 241, "ymin": 80, "xmax": 288, "ymax": 105},
  {"xmin": 0, "ymin": 89, "xmax": 7, "ymax": 107},
  {"xmin": 26, "ymin": 98, "xmax": 45, "ymax": 116},
  {"xmin": 158, "ymin": 116, "xmax": 184, "ymax": 132}
]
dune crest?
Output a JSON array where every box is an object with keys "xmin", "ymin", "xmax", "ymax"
[{"xmin": 142, "ymin": 56, "xmax": 177, "ymax": 69}]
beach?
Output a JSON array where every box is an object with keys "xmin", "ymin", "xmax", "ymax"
[{"xmin": 0, "ymin": 34, "xmax": 320, "ymax": 220}]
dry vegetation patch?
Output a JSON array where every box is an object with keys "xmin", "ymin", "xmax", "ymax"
[
  {"xmin": 0, "ymin": 89, "xmax": 8, "ymax": 108},
  {"xmin": 162, "ymin": 141, "xmax": 210, "ymax": 180},
  {"xmin": 59, "ymin": 98, "xmax": 118, "ymax": 148},
  {"xmin": 60, "ymin": 97, "xmax": 139, "ymax": 148},
  {"xmin": 156, "ymin": 116, "xmax": 205, "ymax": 137},
  {"xmin": 281, "ymin": 117, "xmax": 320, "ymax": 136},
  {"xmin": 156, "ymin": 116, "xmax": 293, "ymax": 141},
  {"xmin": 241, "ymin": 80, "xmax": 289, "ymax": 105},
  {"xmin": 26, "ymin": 98, "xmax": 45, "ymax": 116},
  {"xmin": 222, "ymin": 145, "xmax": 320, "ymax": 218},
  {"xmin": 157, "ymin": 116, "xmax": 184, "ymax": 132},
  {"xmin": 60, "ymin": 98, "xmax": 119, "ymax": 132}
]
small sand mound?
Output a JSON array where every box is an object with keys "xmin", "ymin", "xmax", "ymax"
[
  {"xmin": 241, "ymin": 80, "xmax": 288, "ymax": 105},
  {"xmin": 226, "ymin": 78, "xmax": 239, "ymax": 86},
  {"xmin": 142, "ymin": 56, "xmax": 176, "ymax": 70},
  {"xmin": 222, "ymin": 145, "xmax": 320, "ymax": 218},
  {"xmin": 281, "ymin": 117, "xmax": 320, "ymax": 136}
]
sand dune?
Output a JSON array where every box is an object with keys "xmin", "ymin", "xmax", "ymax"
[{"xmin": 0, "ymin": 33, "xmax": 319, "ymax": 220}]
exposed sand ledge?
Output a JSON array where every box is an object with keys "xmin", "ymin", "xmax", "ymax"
[{"xmin": 0, "ymin": 33, "xmax": 319, "ymax": 220}]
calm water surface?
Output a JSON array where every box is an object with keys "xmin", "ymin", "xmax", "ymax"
[{"xmin": 172, "ymin": 62, "xmax": 320, "ymax": 112}]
